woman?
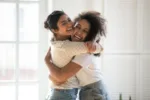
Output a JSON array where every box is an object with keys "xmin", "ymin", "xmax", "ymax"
[
  {"xmin": 45, "ymin": 11, "xmax": 110, "ymax": 100},
  {"xmin": 44, "ymin": 10, "xmax": 103, "ymax": 100}
]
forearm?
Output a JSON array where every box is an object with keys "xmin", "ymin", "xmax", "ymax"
[
  {"xmin": 64, "ymin": 41, "xmax": 88, "ymax": 55},
  {"xmin": 49, "ymin": 74, "xmax": 66, "ymax": 85},
  {"xmin": 45, "ymin": 60, "xmax": 81, "ymax": 83},
  {"xmin": 64, "ymin": 41, "xmax": 102, "ymax": 55},
  {"xmin": 45, "ymin": 60, "xmax": 66, "ymax": 82}
]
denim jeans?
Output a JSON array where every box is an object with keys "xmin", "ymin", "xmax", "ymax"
[
  {"xmin": 45, "ymin": 88, "xmax": 78, "ymax": 100},
  {"xmin": 79, "ymin": 80, "xmax": 110, "ymax": 100}
]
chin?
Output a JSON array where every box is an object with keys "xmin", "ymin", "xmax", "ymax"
[
  {"xmin": 75, "ymin": 39, "xmax": 82, "ymax": 42},
  {"xmin": 71, "ymin": 38, "xmax": 78, "ymax": 41}
]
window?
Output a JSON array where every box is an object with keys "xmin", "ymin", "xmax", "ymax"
[{"xmin": 0, "ymin": 0, "xmax": 48, "ymax": 100}]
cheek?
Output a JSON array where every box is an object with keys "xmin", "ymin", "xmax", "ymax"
[
  {"xmin": 74, "ymin": 28, "xmax": 78, "ymax": 32},
  {"xmin": 73, "ymin": 29, "xmax": 78, "ymax": 35},
  {"xmin": 59, "ymin": 24, "xmax": 66, "ymax": 30},
  {"xmin": 82, "ymin": 34, "xmax": 87, "ymax": 40},
  {"xmin": 59, "ymin": 27, "xmax": 66, "ymax": 32}
]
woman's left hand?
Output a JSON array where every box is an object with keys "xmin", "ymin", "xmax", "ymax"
[{"xmin": 84, "ymin": 41, "xmax": 96, "ymax": 53}]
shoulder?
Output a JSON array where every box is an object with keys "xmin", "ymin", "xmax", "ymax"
[{"xmin": 51, "ymin": 40, "xmax": 70, "ymax": 48}]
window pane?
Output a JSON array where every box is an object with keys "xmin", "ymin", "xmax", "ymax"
[
  {"xmin": 0, "ymin": 3, "xmax": 16, "ymax": 41},
  {"xmin": 19, "ymin": 44, "xmax": 38, "ymax": 81},
  {"xmin": 18, "ymin": 84, "xmax": 39, "ymax": 100},
  {"xmin": 0, "ymin": 84, "xmax": 15, "ymax": 100},
  {"xmin": 19, "ymin": 4, "xmax": 39, "ymax": 42},
  {"xmin": 0, "ymin": 44, "xmax": 16, "ymax": 81}
]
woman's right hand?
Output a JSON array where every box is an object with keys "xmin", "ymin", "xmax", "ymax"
[
  {"xmin": 84, "ymin": 41, "xmax": 103, "ymax": 53},
  {"xmin": 49, "ymin": 74, "xmax": 66, "ymax": 86}
]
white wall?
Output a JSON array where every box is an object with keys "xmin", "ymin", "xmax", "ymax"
[
  {"xmin": 49, "ymin": 0, "xmax": 150, "ymax": 100},
  {"xmin": 50, "ymin": 0, "xmax": 103, "ymax": 19},
  {"xmin": 103, "ymin": 0, "xmax": 150, "ymax": 100}
]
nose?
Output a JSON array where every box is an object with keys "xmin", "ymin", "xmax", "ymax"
[
  {"xmin": 75, "ymin": 30, "xmax": 82, "ymax": 35},
  {"xmin": 68, "ymin": 21, "xmax": 73, "ymax": 27}
]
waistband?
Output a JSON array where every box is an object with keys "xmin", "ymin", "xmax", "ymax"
[
  {"xmin": 54, "ymin": 88, "xmax": 78, "ymax": 91},
  {"xmin": 81, "ymin": 80, "xmax": 104, "ymax": 89}
]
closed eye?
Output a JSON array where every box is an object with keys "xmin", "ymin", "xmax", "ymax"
[
  {"xmin": 61, "ymin": 22, "xmax": 67, "ymax": 25},
  {"xmin": 83, "ymin": 29, "xmax": 88, "ymax": 33}
]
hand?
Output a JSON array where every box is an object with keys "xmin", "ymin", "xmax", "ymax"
[
  {"xmin": 84, "ymin": 41, "xmax": 96, "ymax": 53},
  {"xmin": 99, "ymin": 44, "xmax": 104, "ymax": 52},
  {"xmin": 44, "ymin": 47, "xmax": 51, "ymax": 62},
  {"xmin": 49, "ymin": 75, "xmax": 66, "ymax": 85}
]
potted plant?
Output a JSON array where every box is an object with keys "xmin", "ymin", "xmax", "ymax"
[
  {"xmin": 119, "ymin": 93, "xmax": 132, "ymax": 100},
  {"xmin": 119, "ymin": 93, "xmax": 122, "ymax": 100}
]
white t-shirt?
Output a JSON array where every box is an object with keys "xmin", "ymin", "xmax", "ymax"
[
  {"xmin": 50, "ymin": 40, "xmax": 101, "ymax": 89},
  {"xmin": 72, "ymin": 54, "xmax": 103, "ymax": 86}
]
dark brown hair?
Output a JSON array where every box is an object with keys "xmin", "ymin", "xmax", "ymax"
[
  {"xmin": 44, "ymin": 10, "xmax": 65, "ymax": 31},
  {"xmin": 74, "ymin": 11, "xmax": 106, "ymax": 56}
]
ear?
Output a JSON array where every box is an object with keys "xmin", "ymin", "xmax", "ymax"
[{"xmin": 51, "ymin": 29, "xmax": 59, "ymax": 34}]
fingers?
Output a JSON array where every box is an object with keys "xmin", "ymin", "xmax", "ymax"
[
  {"xmin": 84, "ymin": 42, "xmax": 88, "ymax": 51},
  {"xmin": 85, "ymin": 41, "xmax": 96, "ymax": 53},
  {"xmin": 99, "ymin": 44, "xmax": 104, "ymax": 51}
]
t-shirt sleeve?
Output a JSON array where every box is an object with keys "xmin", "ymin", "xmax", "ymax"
[{"xmin": 72, "ymin": 54, "xmax": 92, "ymax": 68}]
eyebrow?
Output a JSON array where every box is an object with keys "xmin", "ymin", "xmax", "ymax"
[
  {"xmin": 84, "ymin": 28, "xmax": 88, "ymax": 30},
  {"xmin": 83, "ymin": 27, "xmax": 89, "ymax": 31},
  {"xmin": 60, "ymin": 20, "xmax": 67, "ymax": 23},
  {"xmin": 77, "ymin": 23, "xmax": 81, "ymax": 27},
  {"xmin": 76, "ymin": 23, "xmax": 89, "ymax": 30},
  {"xmin": 60, "ymin": 18, "xmax": 70, "ymax": 23}
]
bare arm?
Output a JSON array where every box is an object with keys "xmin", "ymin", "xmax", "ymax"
[
  {"xmin": 49, "ymin": 75, "xmax": 66, "ymax": 85},
  {"xmin": 45, "ymin": 48, "xmax": 82, "ymax": 83}
]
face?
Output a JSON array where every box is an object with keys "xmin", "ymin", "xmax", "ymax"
[
  {"xmin": 54, "ymin": 14, "xmax": 74, "ymax": 36},
  {"xmin": 71, "ymin": 19, "xmax": 90, "ymax": 41}
]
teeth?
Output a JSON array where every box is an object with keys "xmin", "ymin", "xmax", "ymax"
[
  {"xmin": 67, "ymin": 28, "xmax": 72, "ymax": 31},
  {"xmin": 75, "ymin": 35, "xmax": 81, "ymax": 39}
]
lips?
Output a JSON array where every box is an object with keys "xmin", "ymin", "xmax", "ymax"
[
  {"xmin": 67, "ymin": 28, "xmax": 73, "ymax": 31},
  {"xmin": 74, "ymin": 34, "xmax": 81, "ymax": 40}
]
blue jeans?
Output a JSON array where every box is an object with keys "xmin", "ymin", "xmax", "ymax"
[
  {"xmin": 45, "ymin": 88, "xmax": 78, "ymax": 100},
  {"xmin": 79, "ymin": 81, "xmax": 110, "ymax": 100}
]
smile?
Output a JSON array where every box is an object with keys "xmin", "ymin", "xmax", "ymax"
[
  {"xmin": 74, "ymin": 35, "xmax": 81, "ymax": 40},
  {"xmin": 67, "ymin": 28, "xmax": 73, "ymax": 31}
]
